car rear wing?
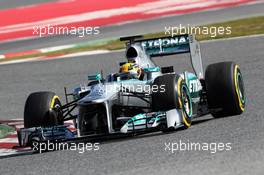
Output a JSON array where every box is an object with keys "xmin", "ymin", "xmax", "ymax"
[
  {"xmin": 137, "ymin": 34, "xmax": 190, "ymax": 57},
  {"xmin": 120, "ymin": 34, "xmax": 204, "ymax": 79}
]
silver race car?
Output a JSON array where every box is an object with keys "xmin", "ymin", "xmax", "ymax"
[{"xmin": 18, "ymin": 34, "xmax": 246, "ymax": 147}]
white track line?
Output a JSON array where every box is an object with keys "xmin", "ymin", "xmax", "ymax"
[{"xmin": 0, "ymin": 138, "xmax": 18, "ymax": 143}]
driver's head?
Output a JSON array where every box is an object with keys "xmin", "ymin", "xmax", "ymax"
[{"xmin": 119, "ymin": 63, "xmax": 142, "ymax": 79}]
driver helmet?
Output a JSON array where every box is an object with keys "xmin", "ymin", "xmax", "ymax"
[
  {"xmin": 119, "ymin": 63, "xmax": 142, "ymax": 79},
  {"xmin": 128, "ymin": 56, "xmax": 138, "ymax": 64}
]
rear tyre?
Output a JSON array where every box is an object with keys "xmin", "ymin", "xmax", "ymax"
[
  {"xmin": 152, "ymin": 74, "xmax": 193, "ymax": 128},
  {"xmin": 24, "ymin": 91, "xmax": 63, "ymax": 128},
  {"xmin": 205, "ymin": 62, "xmax": 246, "ymax": 118}
]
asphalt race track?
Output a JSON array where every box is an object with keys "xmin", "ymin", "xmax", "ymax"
[
  {"xmin": 0, "ymin": 35, "xmax": 263, "ymax": 174},
  {"xmin": 0, "ymin": 2, "xmax": 264, "ymax": 54}
]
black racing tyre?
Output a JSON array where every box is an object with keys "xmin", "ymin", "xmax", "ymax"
[
  {"xmin": 24, "ymin": 91, "xmax": 63, "ymax": 128},
  {"xmin": 205, "ymin": 62, "xmax": 246, "ymax": 118},
  {"xmin": 152, "ymin": 74, "xmax": 193, "ymax": 128}
]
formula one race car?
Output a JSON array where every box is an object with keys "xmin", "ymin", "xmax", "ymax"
[{"xmin": 18, "ymin": 34, "xmax": 246, "ymax": 147}]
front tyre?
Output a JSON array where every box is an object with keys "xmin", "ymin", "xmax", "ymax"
[
  {"xmin": 24, "ymin": 91, "xmax": 63, "ymax": 128},
  {"xmin": 152, "ymin": 74, "xmax": 193, "ymax": 128},
  {"xmin": 205, "ymin": 62, "xmax": 246, "ymax": 118}
]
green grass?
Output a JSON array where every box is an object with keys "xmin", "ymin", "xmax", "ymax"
[
  {"xmin": 1, "ymin": 16, "xmax": 264, "ymax": 62},
  {"xmin": 0, "ymin": 124, "xmax": 15, "ymax": 139}
]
